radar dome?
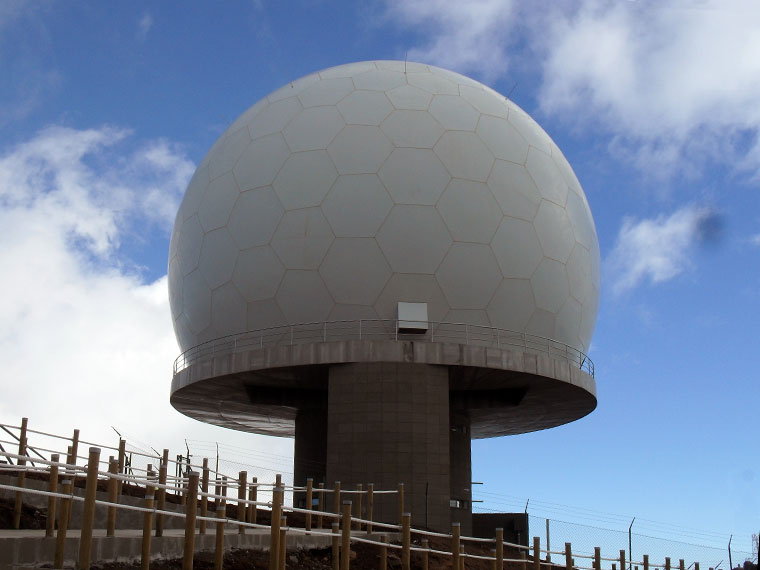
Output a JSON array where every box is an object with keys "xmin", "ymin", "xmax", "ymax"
[{"xmin": 168, "ymin": 61, "xmax": 600, "ymax": 356}]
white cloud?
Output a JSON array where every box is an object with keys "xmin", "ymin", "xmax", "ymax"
[
  {"xmin": 138, "ymin": 12, "xmax": 153, "ymax": 40},
  {"xmin": 382, "ymin": 0, "xmax": 516, "ymax": 80},
  {"xmin": 0, "ymin": 126, "xmax": 292, "ymax": 473},
  {"xmin": 607, "ymin": 205, "xmax": 715, "ymax": 294}
]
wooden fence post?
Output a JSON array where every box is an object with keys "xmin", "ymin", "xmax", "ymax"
[
  {"xmin": 214, "ymin": 496, "xmax": 226, "ymax": 570},
  {"xmin": 141, "ymin": 491, "xmax": 154, "ymax": 570},
  {"xmin": 156, "ymin": 453, "xmax": 168, "ymax": 537},
  {"xmin": 183, "ymin": 471, "xmax": 199, "ymax": 570},
  {"xmin": 248, "ymin": 478, "xmax": 258, "ymax": 525},
  {"xmin": 341, "ymin": 501, "xmax": 352, "ymax": 570},
  {"xmin": 452, "ymin": 522, "xmax": 461, "ymax": 570},
  {"xmin": 379, "ymin": 535, "xmax": 387, "ymax": 570},
  {"xmin": 422, "ymin": 538, "xmax": 429, "ymax": 570},
  {"xmin": 238, "ymin": 471, "xmax": 247, "ymax": 534},
  {"xmin": 306, "ymin": 478, "xmax": 313, "ymax": 531},
  {"xmin": 199, "ymin": 458, "xmax": 209, "ymax": 535},
  {"xmin": 621, "ymin": 549, "xmax": 627, "ymax": 570},
  {"xmin": 107, "ymin": 457, "xmax": 118, "ymax": 536},
  {"xmin": 46, "ymin": 453, "xmax": 59, "ymax": 538},
  {"xmin": 54, "ymin": 479, "xmax": 72, "ymax": 569},
  {"xmin": 333, "ymin": 481, "xmax": 341, "ymax": 517},
  {"xmin": 666, "ymin": 557, "xmax": 671, "ymax": 570},
  {"xmin": 318, "ymin": 482, "xmax": 325, "ymax": 529},
  {"xmin": 521, "ymin": 550, "xmax": 528, "ymax": 570},
  {"xmin": 12, "ymin": 416, "xmax": 28, "ymax": 529},
  {"xmin": 597, "ymin": 548, "xmax": 603, "ymax": 570},
  {"xmin": 366, "ymin": 483, "xmax": 374, "ymax": 535},
  {"xmin": 533, "ymin": 537, "xmax": 541, "ymax": 570},
  {"xmin": 565, "ymin": 543, "xmax": 573, "ymax": 570},
  {"xmin": 679, "ymin": 560, "xmax": 685, "ymax": 570},
  {"xmin": 332, "ymin": 522, "xmax": 340, "ymax": 570},
  {"xmin": 117, "ymin": 438, "xmax": 126, "ymax": 496},
  {"xmin": 495, "ymin": 528, "xmax": 504, "ymax": 569},
  {"xmin": 269, "ymin": 486, "xmax": 283, "ymax": 570},
  {"xmin": 355, "ymin": 483, "xmax": 362, "ymax": 530},
  {"xmin": 78, "ymin": 447, "xmax": 101, "ymax": 570},
  {"xmin": 278, "ymin": 516, "xmax": 287, "ymax": 570},
  {"xmin": 401, "ymin": 512, "xmax": 411, "ymax": 570},
  {"xmin": 398, "ymin": 482, "xmax": 404, "ymax": 525}
]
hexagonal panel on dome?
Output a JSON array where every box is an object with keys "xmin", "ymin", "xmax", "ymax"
[
  {"xmin": 327, "ymin": 125, "xmax": 393, "ymax": 174},
  {"xmin": 376, "ymin": 60, "xmax": 429, "ymax": 73},
  {"xmin": 273, "ymin": 150, "xmax": 337, "ymax": 209},
  {"xmin": 377, "ymin": 205, "xmax": 452, "ymax": 274},
  {"xmin": 491, "ymin": 217, "xmax": 543, "ymax": 278},
  {"xmin": 266, "ymin": 72, "xmax": 319, "ymax": 103},
  {"xmin": 531, "ymin": 257, "xmax": 570, "ymax": 314},
  {"xmin": 387, "ymin": 84, "xmax": 433, "ymax": 111},
  {"xmin": 458, "ymin": 84, "xmax": 508, "ymax": 118},
  {"xmin": 565, "ymin": 190, "xmax": 596, "ymax": 250},
  {"xmin": 168, "ymin": 257, "xmax": 183, "ymax": 312},
  {"xmin": 436, "ymin": 243, "xmax": 502, "ymax": 309},
  {"xmin": 177, "ymin": 165, "xmax": 209, "ymax": 224},
  {"xmin": 323, "ymin": 174, "xmax": 392, "ymax": 237},
  {"xmin": 198, "ymin": 172, "xmax": 239, "ymax": 232},
  {"xmin": 476, "ymin": 115, "xmax": 529, "ymax": 163},
  {"xmin": 534, "ymin": 200, "xmax": 575, "ymax": 263},
  {"xmin": 381, "ymin": 110, "xmax": 444, "ymax": 148},
  {"xmin": 555, "ymin": 297, "xmax": 581, "ymax": 348},
  {"xmin": 328, "ymin": 304, "xmax": 379, "ymax": 322},
  {"xmin": 353, "ymin": 69, "xmax": 407, "ymax": 91},
  {"xmin": 211, "ymin": 281, "xmax": 247, "ymax": 337},
  {"xmin": 507, "ymin": 105, "xmax": 552, "ymax": 155},
  {"xmin": 320, "ymin": 239, "xmax": 391, "ymax": 305},
  {"xmin": 183, "ymin": 268, "xmax": 212, "ymax": 335},
  {"xmin": 283, "ymin": 106, "xmax": 345, "ymax": 152},
  {"xmin": 246, "ymin": 298, "xmax": 287, "ymax": 332},
  {"xmin": 176, "ymin": 215, "xmax": 205, "ymax": 277},
  {"xmin": 488, "ymin": 160, "xmax": 541, "ymax": 221},
  {"xmin": 374, "ymin": 273, "xmax": 449, "ymax": 322},
  {"xmin": 319, "ymin": 61, "xmax": 377, "ymax": 79},
  {"xmin": 566, "ymin": 243, "xmax": 594, "ymax": 306},
  {"xmin": 208, "ymin": 127, "xmax": 251, "ymax": 180},
  {"xmin": 337, "ymin": 91, "xmax": 394, "ymax": 126},
  {"xmin": 434, "ymin": 131, "xmax": 494, "ymax": 182},
  {"xmin": 444, "ymin": 309, "xmax": 490, "ymax": 326},
  {"xmin": 198, "ymin": 228, "xmax": 238, "ymax": 290},
  {"xmin": 487, "ymin": 278, "xmax": 535, "ymax": 332},
  {"xmin": 429, "ymin": 95, "xmax": 479, "ymax": 131},
  {"xmin": 232, "ymin": 246, "xmax": 285, "ymax": 303},
  {"xmin": 227, "ymin": 187, "xmax": 284, "ymax": 250},
  {"xmin": 407, "ymin": 72, "xmax": 459, "ymax": 95},
  {"xmin": 436, "ymin": 179, "xmax": 501, "ymax": 244},
  {"xmin": 297, "ymin": 77, "xmax": 355, "ymax": 108},
  {"xmin": 248, "ymin": 97, "xmax": 302, "ymax": 139},
  {"xmin": 525, "ymin": 308, "xmax": 556, "ymax": 341},
  {"xmin": 271, "ymin": 208, "xmax": 334, "ymax": 269},
  {"xmin": 526, "ymin": 147, "xmax": 569, "ymax": 207},
  {"xmin": 276, "ymin": 270, "xmax": 334, "ymax": 324},
  {"xmin": 379, "ymin": 149, "xmax": 451, "ymax": 205},
  {"xmin": 232, "ymin": 133, "xmax": 290, "ymax": 192}
]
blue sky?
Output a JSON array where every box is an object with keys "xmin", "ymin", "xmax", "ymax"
[{"xmin": 0, "ymin": 0, "xmax": 758, "ymax": 560}]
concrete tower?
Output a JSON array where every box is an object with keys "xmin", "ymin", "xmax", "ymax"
[{"xmin": 168, "ymin": 61, "xmax": 600, "ymax": 534}]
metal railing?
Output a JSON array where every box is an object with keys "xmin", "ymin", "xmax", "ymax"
[{"xmin": 173, "ymin": 319, "xmax": 594, "ymax": 377}]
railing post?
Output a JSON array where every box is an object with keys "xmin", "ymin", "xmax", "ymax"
[
  {"xmin": 183, "ymin": 471, "xmax": 199, "ymax": 570},
  {"xmin": 318, "ymin": 482, "xmax": 325, "ymax": 529},
  {"xmin": 117, "ymin": 438, "xmax": 126, "ymax": 496},
  {"xmin": 398, "ymin": 482, "xmax": 404, "ymax": 525},
  {"xmin": 269, "ymin": 486, "xmax": 283, "ymax": 570},
  {"xmin": 54, "ymin": 479, "xmax": 72, "ymax": 569},
  {"xmin": 379, "ymin": 535, "xmax": 388, "ymax": 570},
  {"xmin": 565, "ymin": 543, "xmax": 573, "ymax": 570},
  {"xmin": 156, "ymin": 454, "xmax": 168, "ymax": 537},
  {"xmin": 199, "ymin": 458, "xmax": 209, "ymax": 535},
  {"xmin": 332, "ymin": 522, "xmax": 340, "ymax": 570},
  {"xmin": 621, "ymin": 549, "xmax": 626, "ymax": 570},
  {"xmin": 355, "ymin": 483, "xmax": 362, "ymax": 530},
  {"xmin": 237, "ymin": 471, "xmax": 247, "ymax": 534},
  {"xmin": 107, "ymin": 457, "xmax": 118, "ymax": 536},
  {"xmin": 248, "ymin": 477, "xmax": 258, "ymax": 526},
  {"xmin": 597, "ymin": 547, "xmax": 603, "ymax": 570},
  {"xmin": 422, "ymin": 538, "xmax": 429, "ymax": 570},
  {"xmin": 141, "ymin": 490, "xmax": 154, "ymax": 570},
  {"xmin": 496, "ymin": 528, "xmax": 504, "ymax": 569},
  {"xmin": 452, "ymin": 522, "xmax": 461, "ymax": 570},
  {"xmin": 679, "ymin": 560, "xmax": 685, "ymax": 570},
  {"xmin": 279, "ymin": 516, "xmax": 287, "ymax": 570},
  {"xmin": 305, "ymin": 478, "xmax": 313, "ymax": 531},
  {"xmin": 401, "ymin": 512, "xmax": 411, "ymax": 570},
  {"xmin": 12, "ymin": 416, "xmax": 28, "ymax": 529},
  {"xmin": 521, "ymin": 550, "xmax": 528, "ymax": 570},
  {"xmin": 533, "ymin": 537, "xmax": 541, "ymax": 570},
  {"xmin": 666, "ymin": 557, "xmax": 671, "ymax": 570},
  {"xmin": 366, "ymin": 483, "xmax": 374, "ymax": 534},
  {"xmin": 78, "ymin": 447, "xmax": 101, "ymax": 570},
  {"xmin": 333, "ymin": 481, "xmax": 341, "ymax": 517},
  {"xmin": 46, "ymin": 453, "xmax": 60, "ymax": 538},
  {"xmin": 341, "ymin": 501, "xmax": 352, "ymax": 570},
  {"xmin": 214, "ymin": 492, "xmax": 226, "ymax": 570}
]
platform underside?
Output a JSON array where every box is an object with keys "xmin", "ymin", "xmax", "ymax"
[{"xmin": 170, "ymin": 339, "xmax": 597, "ymax": 439}]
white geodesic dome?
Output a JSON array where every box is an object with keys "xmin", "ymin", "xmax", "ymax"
[{"xmin": 168, "ymin": 61, "xmax": 600, "ymax": 356}]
